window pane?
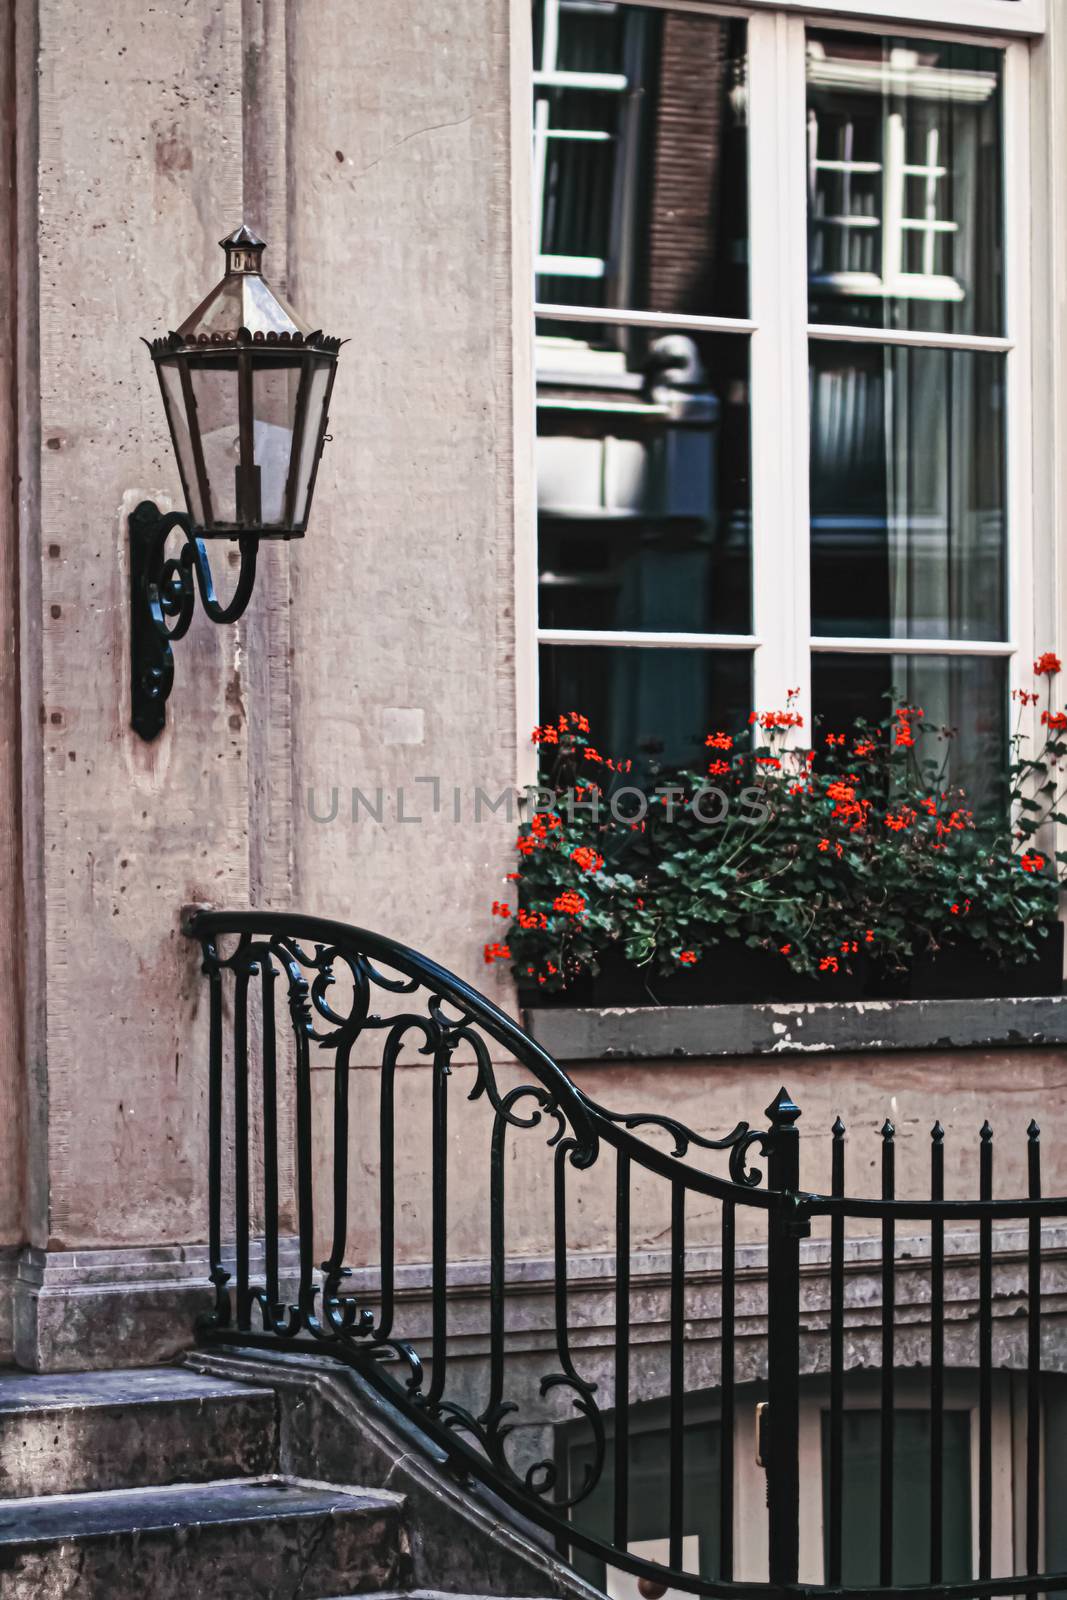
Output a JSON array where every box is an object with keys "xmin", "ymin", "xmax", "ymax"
[
  {"xmin": 809, "ymin": 342, "xmax": 1006, "ymax": 641},
  {"xmin": 812, "ymin": 651, "xmax": 1007, "ymax": 814},
  {"xmin": 806, "ymin": 31, "xmax": 1003, "ymax": 336},
  {"xmin": 253, "ymin": 363, "xmax": 300, "ymax": 525},
  {"xmin": 534, "ymin": 2, "xmax": 748, "ymax": 318},
  {"xmin": 158, "ymin": 362, "xmax": 204, "ymax": 527},
  {"xmin": 568, "ymin": 1416, "xmax": 722, "ymax": 1592},
  {"xmin": 291, "ymin": 363, "xmax": 331, "ymax": 527},
  {"xmin": 191, "ymin": 364, "xmax": 240, "ymax": 525},
  {"xmin": 822, "ymin": 1409, "xmax": 971, "ymax": 1586},
  {"xmin": 540, "ymin": 645, "xmax": 751, "ymax": 770},
  {"xmin": 538, "ymin": 321, "xmax": 751, "ymax": 633}
]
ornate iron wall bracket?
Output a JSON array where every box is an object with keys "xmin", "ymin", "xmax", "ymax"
[{"xmin": 129, "ymin": 499, "xmax": 259, "ymax": 740}]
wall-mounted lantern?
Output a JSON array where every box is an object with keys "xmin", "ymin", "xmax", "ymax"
[{"xmin": 130, "ymin": 226, "xmax": 343, "ymax": 739}]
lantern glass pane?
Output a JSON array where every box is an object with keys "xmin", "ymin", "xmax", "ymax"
[
  {"xmin": 190, "ymin": 363, "xmax": 240, "ymax": 526},
  {"xmin": 158, "ymin": 361, "xmax": 205, "ymax": 527},
  {"xmin": 292, "ymin": 362, "xmax": 331, "ymax": 526},
  {"xmin": 253, "ymin": 361, "xmax": 301, "ymax": 525}
]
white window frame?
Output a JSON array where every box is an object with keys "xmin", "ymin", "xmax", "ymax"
[{"xmin": 515, "ymin": 0, "xmax": 1051, "ymax": 778}]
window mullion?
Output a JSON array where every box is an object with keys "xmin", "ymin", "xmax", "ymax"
[
  {"xmin": 748, "ymin": 10, "xmax": 811, "ymax": 727},
  {"xmin": 1003, "ymin": 41, "xmax": 1036, "ymax": 710}
]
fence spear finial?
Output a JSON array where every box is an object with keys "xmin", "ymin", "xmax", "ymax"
[{"xmin": 766, "ymin": 1086, "xmax": 801, "ymax": 1128}]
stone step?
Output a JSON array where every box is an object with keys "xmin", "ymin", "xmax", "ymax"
[
  {"xmin": 0, "ymin": 1367, "xmax": 276, "ymax": 1498},
  {"xmin": 0, "ymin": 1476, "xmax": 407, "ymax": 1598}
]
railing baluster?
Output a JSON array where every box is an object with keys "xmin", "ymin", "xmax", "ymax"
[
  {"xmin": 293, "ymin": 1006, "xmax": 315, "ymax": 1327},
  {"xmin": 765, "ymin": 1089, "xmax": 803, "ymax": 1590},
  {"xmin": 979, "ymin": 1120, "xmax": 998, "ymax": 1580},
  {"xmin": 669, "ymin": 1179, "xmax": 685, "ymax": 1572},
  {"xmin": 880, "ymin": 1119, "xmax": 895, "ymax": 1588},
  {"xmin": 376, "ymin": 1032, "xmax": 400, "ymax": 1342},
  {"xmin": 979, "ymin": 1121, "xmax": 994, "ymax": 1582},
  {"xmin": 1027, "ymin": 1119, "xmax": 1042, "ymax": 1577},
  {"xmin": 720, "ymin": 1195, "xmax": 736, "ymax": 1583},
  {"xmin": 930, "ymin": 1122, "xmax": 945, "ymax": 1585},
  {"xmin": 261, "ymin": 958, "xmax": 280, "ymax": 1316},
  {"xmin": 553, "ymin": 1141, "xmax": 574, "ymax": 1376},
  {"xmin": 828, "ymin": 1117, "xmax": 846, "ymax": 1588},
  {"xmin": 233, "ymin": 961, "xmax": 251, "ymax": 1329},
  {"xmin": 205, "ymin": 954, "xmax": 230, "ymax": 1327},
  {"xmin": 428, "ymin": 1044, "xmax": 451, "ymax": 1407},
  {"xmin": 613, "ymin": 1148, "xmax": 631, "ymax": 1554},
  {"xmin": 325, "ymin": 1039, "xmax": 352, "ymax": 1301},
  {"xmin": 486, "ymin": 1101, "xmax": 508, "ymax": 1422}
]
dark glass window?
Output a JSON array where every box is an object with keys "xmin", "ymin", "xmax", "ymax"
[
  {"xmin": 539, "ymin": 646, "xmax": 750, "ymax": 769},
  {"xmin": 822, "ymin": 1409, "xmax": 972, "ymax": 1586},
  {"xmin": 567, "ymin": 1410, "xmax": 723, "ymax": 1592},
  {"xmin": 812, "ymin": 651, "xmax": 1007, "ymax": 814},
  {"xmin": 809, "ymin": 341, "xmax": 1006, "ymax": 642}
]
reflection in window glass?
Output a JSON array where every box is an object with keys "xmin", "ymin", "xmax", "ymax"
[
  {"xmin": 809, "ymin": 341, "xmax": 1006, "ymax": 642},
  {"xmin": 540, "ymin": 646, "xmax": 750, "ymax": 771},
  {"xmin": 806, "ymin": 31, "xmax": 1003, "ymax": 335},
  {"xmin": 812, "ymin": 651, "xmax": 1007, "ymax": 814},
  {"xmin": 538, "ymin": 322, "xmax": 751, "ymax": 634},
  {"xmin": 533, "ymin": 2, "xmax": 748, "ymax": 317}
]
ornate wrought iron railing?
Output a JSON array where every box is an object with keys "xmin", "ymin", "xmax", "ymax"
[{"xmin": 186, "ymin": 909, "xmax": 1067, "ymax": 1600}]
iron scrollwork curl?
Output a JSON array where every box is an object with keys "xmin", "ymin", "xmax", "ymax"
[
  {"xmin": 129, "ymin": 501, "xmax": 260, "ymax": 740},
  {"xmin": 188, "ymin": 908, "xmax": 777, "ymax": 1573}
]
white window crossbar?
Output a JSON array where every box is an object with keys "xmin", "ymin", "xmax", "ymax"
[
  {"xmin": 535, "ymin": 302, "xmax": 758, "ymax": 334},
  {"xmin": 810, "ymin": 637, "xmax": 1016, "ymax": 656},
  {"xmin": 537, "ymin": 629, "xmax": 761, "ymax": 651}
]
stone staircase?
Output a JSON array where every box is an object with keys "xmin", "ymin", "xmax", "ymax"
[{"xmin": 0, "ymin": 1366, "xmax": 558, "ymax": 1599}]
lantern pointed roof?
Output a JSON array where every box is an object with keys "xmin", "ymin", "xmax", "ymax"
[{"xmin": 175, "ymin": 226, "xmax": 313, "ymax": 341}]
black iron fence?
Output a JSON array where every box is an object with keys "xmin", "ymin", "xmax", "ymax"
[{"xmin": 187, "ymin": 908, "xmax": 1067, "ymax": 1600}]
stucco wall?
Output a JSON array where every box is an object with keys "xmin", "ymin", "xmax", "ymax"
[
  {"xmin": 311, "ymin": 1047, "xmax": 1067, "ymax": 1272},
  {"xmin": 22, "ymin": 0, "xmax": 255, "ymax": 1251},
  {"xmin": 0, "ymin": 0, "xmax": 23, "ymax": 1250},
  {"xmin": 286, "ymin": 0, "xmax": 520, "ymax": 974},
  {"xmin": 11, "ymin": 0, "xmax": 521, "ymax": 1258}
]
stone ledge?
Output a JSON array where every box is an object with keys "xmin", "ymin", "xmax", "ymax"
[
  {"xmin": 0, "ymin": 1247, "xmax": 17, "ymax": 1364},
  {"xmin": 525, "ymin": 993, "xmax": 1067, "ymax": 1062},
  {"xmin": 12, "ymin": 1239, "xmax": 300, "ymax": 1373}
]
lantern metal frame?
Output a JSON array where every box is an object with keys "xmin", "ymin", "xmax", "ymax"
[{"xmin": 129, "ymin": 227, "xmax": 342, "ymax": 741}]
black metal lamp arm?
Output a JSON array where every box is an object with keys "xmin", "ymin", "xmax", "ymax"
[{"xmin": 129, "ymin": 499, "xmax": 260, "ymax": 741}]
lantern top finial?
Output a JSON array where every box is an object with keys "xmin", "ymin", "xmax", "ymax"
[
  {"xmin": 175, "ymin": 225, "xmax": 312, "ymax": 341},
  {"xmin": 219, "ymin": 224, "xmax": 265, "ymax": 274}
]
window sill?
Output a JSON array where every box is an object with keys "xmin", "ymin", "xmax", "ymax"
[{"xmin": 523, "ymin": 993, "xmax": 1067, "ymax": 1061}]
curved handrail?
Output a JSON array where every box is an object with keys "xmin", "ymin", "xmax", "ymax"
[
  {"xmin": 186, "ymin": 907, "xmax": 1067, "ymax": 1600},
  {"xmin": 187, "ymin": 907, "xmax": 779, "ymax": 1203}
]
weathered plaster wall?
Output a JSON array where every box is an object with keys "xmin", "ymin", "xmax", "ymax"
[
  {"xmin": 25, "ymin": 0, "xmax": 255, "ymax": 1249},
  {"xmin": 0, "ymin": 0, "xmax": 24, "ymax": 1250},
  {"xmin": 286, "ymin": 0, "xmax": 520, "ymax": 987},
  {"xmin": 312, "ymin": 1047, "xmax": 1067, "ymax": 1271}
]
